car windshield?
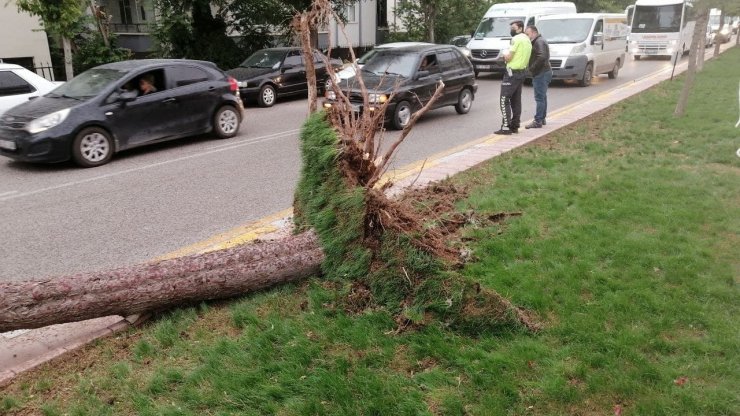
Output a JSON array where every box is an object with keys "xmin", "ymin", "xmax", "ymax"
[
  {"xmin": 474, "ymin": 16, "xmax": 525, "ymax": 38},
  {"xmin": 356, "ymin": 49, "xmax": 380, "ymax": 65},
  {"xmin": 50, "ymin": 68, "xmax": 127, "ymax": 99},
  {"xmin": 361, "ymin": 51, "xmax": 418, "ymax": 78},
  {"xmin": 538, "ymin": 18, "xmax": 594, "ymax": 43},
  {"xmin": 240, "ymin": 50, "xmax": 286, "ymax": 69},
  {"xmin": 632, "ymin": 4, "xmax": 683, "ymax": 33}
]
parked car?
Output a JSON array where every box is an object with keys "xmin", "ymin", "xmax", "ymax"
[
  {"xmin": 227, "ymin": 47, "xmax": 341, "ymax": 107},
  {"xmin": 323, "ymin": 44, "xmax": 477, "ymax": 130},
  {"xmin": 0, "ymin": 63, "xmax": 62, "ymax": 116},
  {"xmin": 0, "ymin": 59, "xmax": 243, "ymax": 167}
]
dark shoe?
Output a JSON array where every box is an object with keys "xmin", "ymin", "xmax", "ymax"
[
  {"xmin": 494, "ymin": 128, "xmax": 513, "ymax": 135},
  {"xmin": 542, "ymin": 119, "xmax": 547, "ymax": 125},
  {"xmin": 525, "ymin": 121, "xmax": 543, "ymax": 129},
  {"xmin": 511, "ymin": 128, "xmax": 519, "ymax": 133}
]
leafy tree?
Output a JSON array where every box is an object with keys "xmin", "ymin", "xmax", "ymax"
[{"xmin": 73, "ymin": 31, "xmax": 132, "ymax": 73}]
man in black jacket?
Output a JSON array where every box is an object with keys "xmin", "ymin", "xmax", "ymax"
[{"xmin": 525, "ymin": 25, "xmax": 552, "ymax": 129}]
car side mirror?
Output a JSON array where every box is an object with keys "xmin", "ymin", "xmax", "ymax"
[
  {"xmin": 592, "ymin": 33, "xmax": 603, "ymax": 45},
  {"xmin": 281, "ymin": 64, "xmax": 295, "ymax": 72},
  {"xmin": 416, "ymin": 70, "xmax": 430, "ymax": 80}
]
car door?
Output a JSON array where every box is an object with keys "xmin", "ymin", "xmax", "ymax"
[
  {"xmin": 102, "ymin": 68, "xmax": 179, "ymax": 149},
  {"xmin": 437, "ymin": 50, "xmax": 466, "ymax": 105},
  {"xmin": 411, "ymin": 52, "xmax": 442, "ymax": 110},
  {"xmin": 165, "ymin": 64, "xmax": 215, "ymax": 133},
  {"xmin": 592, "ymin": 19, "xmax": 606, "ymax": 73},
  {"xmin": 0, "ymin": 70, "xmax": 37, "ymax": 115},
  {"xmin": 280, "ymin": 50, "xmax": 307, "ymax": 95}
]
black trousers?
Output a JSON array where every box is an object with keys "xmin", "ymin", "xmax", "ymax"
[{"xmin": 499, "ymin": 71, "xmax": 526, "ymax": 130}]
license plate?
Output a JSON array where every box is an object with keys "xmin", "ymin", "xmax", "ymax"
[
  {"xmin": 476, "ymin": 65, "xmax": 492, "ymax": 70},
  {"xmin": 0, "ymin": 139, "xmax": 16, "ymax": 150}
]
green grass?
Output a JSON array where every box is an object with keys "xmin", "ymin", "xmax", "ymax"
[{"xmin": 1, "ymin": 48, "xmax": 738, "ymax": 415}]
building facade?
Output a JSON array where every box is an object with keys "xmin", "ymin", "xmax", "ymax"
[{"xmin": 0, "ymin": 1, "xmax": 53, "ymax": 75}]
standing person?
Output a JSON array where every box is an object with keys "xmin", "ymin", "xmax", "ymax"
[
  {"xmin": 496, "ymin": 20, "xmax": 532, "ymax": 135},
  {"xmin": 525, "ymin": 25, "xmax": 552, "ymax": 129}
]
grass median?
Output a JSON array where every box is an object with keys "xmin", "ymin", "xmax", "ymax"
[{"xmin": 2, "ymin": 48, "xmax": 739, "ymax": 415}]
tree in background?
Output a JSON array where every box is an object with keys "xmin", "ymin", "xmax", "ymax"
[
  {"xmin": 16, "ymin": 0, "xmax": 85, "ymax": 80},
  {"xmin": 16, "ymin": 0, "xmax": 132, "ymax": 79}
]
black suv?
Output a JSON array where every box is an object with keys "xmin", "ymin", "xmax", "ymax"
[
  {"xmin": 227, "ymin": 47, "xmax": 342, "ymax": 107},
  {"xmin": 0, "ymin": 59, "xmax": 243, "ymax": 167},
  {"xmin": 323, "ymin": 44, "xmax": 477, "ymax": 129}
]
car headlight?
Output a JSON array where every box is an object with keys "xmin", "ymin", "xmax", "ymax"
[
  {"xmin": 273, "ymin": 76, "xmax": 282, "ymax": 84},
  {"xmin": 368, "ymin": 93, "xmax": 388, "ymax": 104},
  {"xmin": 25, "ymin": 108, "xmax": 70, "ymax": 134},
  {"xmin": 325, "ymin": 90, "xmax": 337, "ymax": 100},
  {"xmin": 669, "ymin": 39, "xmax": 677, "ymax": 45},
  {"xmin": 572, "ymin": 43, "xmax": 586, "ymax": 54},
  {"xmin": 460, "ymin": 47, "xmax": 471, "ymax": 57},
  {"xmin": 237, "ymin": 80, "xmax": 249, "ymax": 88}
]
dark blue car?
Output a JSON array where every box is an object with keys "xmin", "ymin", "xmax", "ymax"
[{"xmin": 0, "ymin": 59, "xmax": 243, "ymax": 167}]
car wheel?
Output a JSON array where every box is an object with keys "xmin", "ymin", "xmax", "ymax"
[
  {"xmin": 608, "ymin": 60, "xmax": 620, "ymax": 79},
  {"xmin": 72, "ymin": 127, "xmax": 113, "ymax": 168},
  {"xmin": 258, "ymin": 84, "xmax": 276, "ymax": 107},
  {"xmin": 392, "ymin": 100, "xmax": 412, "ymax": 130},
  {"xmin": 214, "ymin": 105, "xmax": 241, "ymax": 139},
  {"xmin": 578, "ymin": 63, "xmax": 593, "ymax": 87},
  {"xmin": 455, "ymin": 88, "xmax": 473, "ymax": 115}
]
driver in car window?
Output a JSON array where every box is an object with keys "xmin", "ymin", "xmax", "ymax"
[
  {"xmin": 419, "ymin": 55, "xmax": 437, "ymax": 71},
  {"xmin": 139, "ymin": 74, "xmax": 157, "ymax": 95}
]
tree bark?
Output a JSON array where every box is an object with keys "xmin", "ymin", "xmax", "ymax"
[
  {"xmin": 675, "ymin": 7, "xmax": 708, "ymax": 117},
  {"xmin": 0, "ymin": 231, "xmax": 323, "ymax": 332},
  {"xmin": 713, "ymin": 10, "xmax": 724, "ymax": 57},
  {"xmin": 62, "ymin": 36, "xmax": 73, "ymax": 81}
]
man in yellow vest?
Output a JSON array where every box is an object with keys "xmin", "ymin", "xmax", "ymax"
[{"xmin": 495, "ymin": 20, "xmax": 532, "ymax": 135}]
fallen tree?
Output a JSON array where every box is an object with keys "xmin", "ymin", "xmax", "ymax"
[{"xmin": 0, "ymin": 231, "xmax": 323, "ymax": 332}]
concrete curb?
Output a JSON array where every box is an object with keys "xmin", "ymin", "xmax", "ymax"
[{"xmin": 1, "ymin": 41, "xmax": 735, "ymax": 388}]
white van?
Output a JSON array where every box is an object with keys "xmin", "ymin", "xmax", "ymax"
[
  {"xmin": 537, "ymin": 13, "xmax": 629, "ymax": 86},
  {"xmin": 467, "ymin": 1, "xmax": 577, "ymax": 76}
]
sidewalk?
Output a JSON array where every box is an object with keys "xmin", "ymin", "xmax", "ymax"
[{"xmin": 1, "ymin": 41, "xmax": 735, "ymax": 387}]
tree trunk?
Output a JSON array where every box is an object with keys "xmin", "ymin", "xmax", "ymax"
[
  {"xmin": 426, "ymin": 2, "xmax": 435, "ymax": 43},
  {"xmin": 62, "ymin": 36, "xmax": 73, "ymax": 81},
  {"xmin": 0, "ymin": 232, "xmax": 323, "ymax": 333},
  {"xmin": 674, "ymin": 7, "xmax": 708, "ymax": 117},
  {"xmin": 90, "ymin": 0, "xmax": 110, "ymax": 48},
  {"xmin": 697, "ymin": 11, "xmax": 708, "ymax": 72},
  {"xmin": 713, "ymin": 10, "xmax": 724, "ymax": 57},
  {"xmin": 298, "ymin": 15, "xmax": 320, "ymax": 114}
]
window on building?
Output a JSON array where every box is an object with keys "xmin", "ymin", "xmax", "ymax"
[
  {"xmin": 118, "ymin": 0, "xmax": 133, "ymax": 24},
  {"xmin": 344, "ymin": 3, "xmax": 357, "ymax": 23}
]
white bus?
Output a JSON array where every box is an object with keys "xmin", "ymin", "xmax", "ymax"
[{"xmin": 629, "ymin": 0, "xmax": 695, "ymax": 60}]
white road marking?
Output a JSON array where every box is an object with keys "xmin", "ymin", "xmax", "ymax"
[
  {"xmin": 0, "ymin": 129, "xmax": 301, "ymax": 203},
  {"xmin": 0, "ymin": 329, "xmax": 30, "ymax": 339},
  {"xmin": 0, "ymin": 191, "xmax": 18, "ymax": 197}
]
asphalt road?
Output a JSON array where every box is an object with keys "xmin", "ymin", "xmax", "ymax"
[{"xmin": 0, "ymin": 56, "xmax": 678, "ymax": 281}]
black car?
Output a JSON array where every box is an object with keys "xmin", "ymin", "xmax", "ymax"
[
  {"xmin": 227, "ymin": 47, "xmax": 342, "ymax": 107},
  {"xmin": 323, "ymin": 44, "xmax": 477, "ymax": 130},
  {"xmin": 0, "ymin": 59, "xmax": 243, "ymax": 167}
]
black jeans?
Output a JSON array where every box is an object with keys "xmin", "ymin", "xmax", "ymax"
[{"xmin": 499, "ymin": 70, "xmax": 526, "ymax": 130}]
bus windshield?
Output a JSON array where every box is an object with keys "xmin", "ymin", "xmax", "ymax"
[
  {"xmin": 474, "ymin": 16, "xmax": 526, "ymax": 38},
  {"xmin": 632, "ymin": 4, "xmax": 683, "ymax": 33},
  {"xmin": 537, "ymin": 18, "xmax": 594, "ymax": 43}
]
